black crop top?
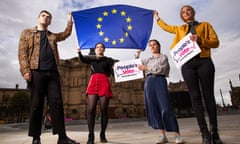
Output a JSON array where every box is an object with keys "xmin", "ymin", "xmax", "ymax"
[{"xmin": 78, "ymin": 52, "xmax": 118, "ymax": 77}]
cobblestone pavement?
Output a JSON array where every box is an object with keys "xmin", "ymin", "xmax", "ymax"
[{"xmin": 0, "ymin": 113, "xmax": 239, "ymax": 144}]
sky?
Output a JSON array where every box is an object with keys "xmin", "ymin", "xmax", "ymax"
[{"xmin": 0, "ymin": 0, "xmax": 240, "ymax": 106}]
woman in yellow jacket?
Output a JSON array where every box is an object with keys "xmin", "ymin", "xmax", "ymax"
[{"xmin": 154, "ymin": 5, "xmax": 223, "ymax": 144}]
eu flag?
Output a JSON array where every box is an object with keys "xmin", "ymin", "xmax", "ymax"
[{"xmin": 72, "ymin": 5, "xmax": 153, "ymax": 50}]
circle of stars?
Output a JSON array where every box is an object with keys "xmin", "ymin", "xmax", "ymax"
[{"xmin": 96, "ymin": 8, "xmax": 133, "ymax": 46}]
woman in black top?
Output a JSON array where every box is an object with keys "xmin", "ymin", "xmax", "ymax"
[{"xmin": 78, "ymin": 42, "xmax": 117, "ymax": 144}]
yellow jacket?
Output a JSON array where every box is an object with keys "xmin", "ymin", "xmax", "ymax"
[{"xmin": 157, "ymin": 19, "xmax": 219, "ymax": 58}]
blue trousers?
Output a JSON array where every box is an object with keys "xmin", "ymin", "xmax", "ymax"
[{"xmin": 144, "ymin": 75, "xmax": 179, "ymax": 132}]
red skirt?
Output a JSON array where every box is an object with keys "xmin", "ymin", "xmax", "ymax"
[{"xmin": 86, "ymin": 73, "xmax": 113, "ymax": 97}]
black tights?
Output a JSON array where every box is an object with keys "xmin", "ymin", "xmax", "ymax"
[{"xmin": 87, "ymin": 95, "xmax": 110, "ymax": 135}]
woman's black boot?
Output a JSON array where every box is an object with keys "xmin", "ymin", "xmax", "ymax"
[
  {"xmin": 211, "ymin": 129, "xmax": 223, "ymax": 144},
  {"xmin": 100, "ymin": 132, "xmax": 107, "ymax": 143},
  {"xmin": 87, "ymin": 133, "xmax": 94, "ymax": 144},
  {"xmin": 201, "ymin": 128, "xmax": 211, "ymax": 144}
]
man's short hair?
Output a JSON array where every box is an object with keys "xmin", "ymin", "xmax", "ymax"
[{"xmin": 38, "ymin": 10, "xmax": 52, "ymax": 19}]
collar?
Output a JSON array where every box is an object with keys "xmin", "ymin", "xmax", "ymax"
[
  {"xmin": 187, "ymin": 21, "xmax": 199, "ymax": 26},
  {"xmin": 31, "ymin": 26, "xmax": 51, "ymax": 34}
]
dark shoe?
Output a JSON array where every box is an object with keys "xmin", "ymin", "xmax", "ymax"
[
  {"xmin": 86, "ymin": 139, "xmax": 94, "ymax": 144},
  {"xmin": 100, "ymin": 132, "xmax": 108, "ymax": 143},
  {"xmin": 201, "ymin": 128, "xmax": 211, "ymax": 144},
  {"xmin": 32, "ymin": 137, "xmax": 41, "ymax": 144},
  {"xmin": 57, "ymin": 137, "xmax": 80, "ymax": 144},
  {"xmin": 87, "ymin": 133, "xmax": 94, "ymax": 144},
  {"xmin": 212, "ymin": 131, "xmax": 223, "ymax": 144}
]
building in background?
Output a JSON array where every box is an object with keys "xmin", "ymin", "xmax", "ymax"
[
  {"xmin": 0, "ymin": 57, "xmax": 200, "ymax": 123},
  {"xmin": 168, "ymin": 81, "xmax": 193, "ymax": 117},
  {"xmin": 0, "ymin": 85, "xmax": 29, "ymax": 123},
  {"xmin": 229, "ymin": 76, "xmax": 240, "ymax": 108},
  {"xmin": 58, "ymin": 57, "xmax": 145, "ymax": 120}
]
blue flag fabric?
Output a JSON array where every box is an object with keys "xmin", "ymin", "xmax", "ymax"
[{"xmin": 72, "ymin": 5, "xmax": 153, "ymax": 50}]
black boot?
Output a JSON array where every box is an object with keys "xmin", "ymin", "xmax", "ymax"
[
  {"xmin": 201, "ymin": 128, "xmax": 211, "ymax": 144},
  {"xmin": 100, "ymin": 131, "xmax": 107, "ymax": 143},
  {"xmin": 32, "ymin": 137, "xmax": 41, "ymax": 144},
  {"xmin": 211, "ymin": 129, "xmax": 223, "ymax": 144},
  {"xmin": 87, "ymin": 133, "xmax": 94, "ymax": 144}
]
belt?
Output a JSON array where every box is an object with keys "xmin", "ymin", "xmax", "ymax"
[{"xmin": 147, "ymin": 73, "xmax": 165, "ymax": 78}]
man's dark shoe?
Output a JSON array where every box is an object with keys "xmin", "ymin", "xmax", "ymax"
[
  {"xmin": 32, "ymin": 137, "xmax": 41, "ymax": 144},
  {"xmin": 57, "ymin": 137, "xmax": 80, "ymax": 144}
]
